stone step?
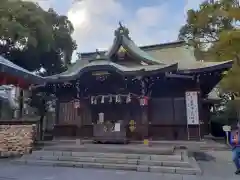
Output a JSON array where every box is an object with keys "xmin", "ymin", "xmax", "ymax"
[
  {"xmin": 30, "ymin": 150, "xmax": 182, "ymax": 161},
  {"xmin": 42, "ymin": 144, "xmax": 174, "ymax": 155},
  {"xmin": 22, "ymin": 155, "xmax": 191, "ymax": 167},
  {"xmin": 13, "ymin": 159, "xmax": 201, "ymax": 175}
]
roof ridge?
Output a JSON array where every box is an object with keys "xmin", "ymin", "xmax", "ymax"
[
  {"xmin": 104, "ymin": 24, "xmax": 171, "ymax": 65},
  {"xmin": 80, "ymin": 40, "xmax": 185, "ymax": 56}
]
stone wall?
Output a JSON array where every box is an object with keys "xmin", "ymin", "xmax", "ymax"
[{"xmin": 0, "ymin": 124, "xmax": 36, "ymax": 157}]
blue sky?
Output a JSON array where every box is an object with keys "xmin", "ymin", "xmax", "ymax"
[{"xmin": 33, "ymin": 0, "xmax": 205, "ymax": 58}]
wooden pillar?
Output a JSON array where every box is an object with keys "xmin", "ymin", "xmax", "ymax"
[
  {"xmin": 202, "ymin": 103, "xmax": 211, "ymax": 136},
  {"xmin": 141, "ymin": 106, "xmax": 149, "ymax": 139},
  {"xmin": 197, "ymin": 76, "xmax": 203, "ymax": 140},
  {"xmin": 55, "ymin": 99, "xmax": 60, "ymax": 125},
  {"xmin": 139, "ymin": 78, "xmax": 149, "ymax": 140}
]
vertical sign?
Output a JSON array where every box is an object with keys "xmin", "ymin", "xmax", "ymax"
[
  {"xmin": 185, "ymin": 91, "xmax": 199, "ymax": 125},
  {"xmin": 98, "ymin": 112, "xmax": 104, "ymax": 124}
]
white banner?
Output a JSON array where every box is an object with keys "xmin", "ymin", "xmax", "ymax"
[{"xmin": 185, "ymin": 91, "xmax": 199, "ymax": 125}]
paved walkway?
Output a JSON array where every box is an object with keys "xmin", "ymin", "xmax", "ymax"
[
  {"xmin": 0, "ymin": 150, "xmax": 239, "ymax": 180},
  {"xmin": 0, "ymin": 163, "xmax": 238, "ymax": 180}
]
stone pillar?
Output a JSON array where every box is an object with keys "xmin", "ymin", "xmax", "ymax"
[{"xmin": 13, "ymin": 87, "xmax": 20, "ymax": 118}]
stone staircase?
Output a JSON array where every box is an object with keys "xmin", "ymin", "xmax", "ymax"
[{"xmin": 11, "ymin": 147, "xmax": 202, "ymax": 175}]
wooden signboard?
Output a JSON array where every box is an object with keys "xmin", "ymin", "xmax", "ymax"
[{"xmin": 185, "ymin": 91, "xmax": 199, "ymax": 125}]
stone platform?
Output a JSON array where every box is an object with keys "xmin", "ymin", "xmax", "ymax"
[
  {"xmin": 47, "ymin": 138, "xmax": 230, "ymax": 151},
  {"xmin": 42, "ymin": 143, "xmax": 174, "ymax": 155},
  {"xmin": 12, "ymin": 141, "xmax": 201, "ymax": 175}
]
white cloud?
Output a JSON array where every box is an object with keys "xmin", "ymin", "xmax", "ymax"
[
  {"xmin": 26, "ymin": 0, "xmax": 207, "ymax": 61},
  {"xmin": 68, "ymin": 0, "xmax": 125, "ymax": 52},
  {"xmin": 68, "ymin": 0, "xmax": 181, "ymax": 55},
  {"xmin": 134, "ymin": 4, "xmax": 168, "ymax": 28}
]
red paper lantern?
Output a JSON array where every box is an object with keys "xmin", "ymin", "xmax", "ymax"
[
  {"xmin": 140, "ymin": 96, "xmax": 149, "ymax": 106},
  {"xmin": 74, "ymin": 100, "xmax": 80, "ymax": 109}
]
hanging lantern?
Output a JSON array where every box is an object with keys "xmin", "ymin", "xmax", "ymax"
[
  {"xmin": 144, "ymin": 96, "xmax": 149, "ymax": 106},
  {"xmin": 101, "ymin": 95, "xmax": 105, "ymax": 103},
  {"xmin": 53, "ymin": 84, "xmax": 57, "ymax": 94},
  {"xmin": 139, "ymin": 98, "xmax": 143, "ymax": 106},
  {"xmin": 74, "ymin": 100, "xmax": 80, "ymax": 109},
  {"xmin": 91, "ymin": 96, "xmax": 94, "ymax": 104},
  {"xmin": 126, "ymin": 94, "xmax": 131, "ymax": 103},
  {"xmin": 47, "ymin": 101, "xmax": 55, "ymax": 112},
  {"xmin": 140, "ymin": 96, "xmax": 149, "ymax": 106},
  {"xmin": 116, "ymin": 95, "xmax": 121, "ymax": 103},
  {"xmin": 109, "ymin": 95, "xmax": 113, "ymax": 103},
  {"xmin": 94, "ymin": 97, "xmax": 97, "ymax": 104}
]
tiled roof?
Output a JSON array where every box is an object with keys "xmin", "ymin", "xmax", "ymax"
[{"xmin": 0, "ymin": 56, "xmax": 45, "ymax": 84}]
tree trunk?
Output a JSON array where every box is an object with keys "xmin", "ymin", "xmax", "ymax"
[
  {"xmin": 38, "ymin": 97, "xmax": 46, "ymax": 141},
  {"xmin": 234, "ymin": 97, "xmax": 240, "ymax": 125}
]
